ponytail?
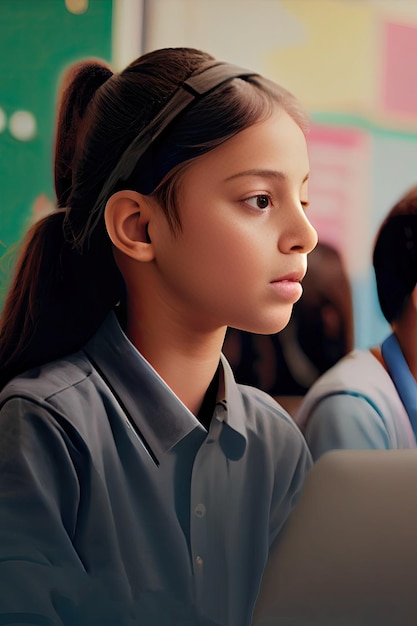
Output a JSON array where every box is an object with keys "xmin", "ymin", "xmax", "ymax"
[
  {"xmin": 0, "ymin": 61, "xmax": 122, "ymax": 390},
  {"xmin": 54, "ymin": 60, "xmax": 113, "ymax": 208}
]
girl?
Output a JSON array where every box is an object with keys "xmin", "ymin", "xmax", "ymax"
[{"xmin": 0, "ymin": 47, "xmax": 317, "ymax": 625}]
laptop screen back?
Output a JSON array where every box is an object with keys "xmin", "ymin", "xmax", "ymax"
[{"xmin": 253, "ymin": 449, "xmax": 417, "ymax": 626}]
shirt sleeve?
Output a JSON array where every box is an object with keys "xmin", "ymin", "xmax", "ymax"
[
  {"xmin": 303, "ymin": 393, "xmax": 391, "ymax": 461},
  {"xmin": 0, "ymin": 395, "xmax": 88, "ymax": 625}
]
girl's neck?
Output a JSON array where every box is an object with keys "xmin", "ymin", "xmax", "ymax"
[{"xmin": 124, "ymin": 303, "xmax": 226, "ymax": 416}]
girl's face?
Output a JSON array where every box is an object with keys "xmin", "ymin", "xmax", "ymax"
[{"xmin": 150, "ymin": 107, "xmax": 318, "ymax": 335}]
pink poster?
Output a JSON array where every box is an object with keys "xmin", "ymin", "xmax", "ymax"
[
  {"xmin": 381, "ymin": 21, "xmax": 417, "ymax": 119},
  {"xmin": 307, "ymin": 124, "xmax": 372, "ymax": 276}
]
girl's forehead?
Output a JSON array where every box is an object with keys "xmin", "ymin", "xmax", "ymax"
[{"xmin": 182, "ymin": 110, "xmax": 309, "ymax": 183}]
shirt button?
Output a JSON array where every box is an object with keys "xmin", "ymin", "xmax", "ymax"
[
  {"xmin": 194, "ymin": 503, "xmax": 206, "ymax": 518},
  {"xmin": 195, "ymin": 556, "xmax": 204, "ymax": 568}
]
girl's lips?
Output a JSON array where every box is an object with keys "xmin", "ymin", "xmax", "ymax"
[
  {"xmin": 272, "ymin": 270, "xmax": 305, "ymax": 283},
  {"xmin": 270, "ymin": 278, "xmax": 303, "ymax": 301}
]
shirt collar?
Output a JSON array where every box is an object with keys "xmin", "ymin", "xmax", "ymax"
[
  {"xmin": 83, "ymin": 312, "xmax": 247, "ymax": 464},
  {"xmin": 219, "ymin": 353, "xmax": 247, "ymax": 440}
]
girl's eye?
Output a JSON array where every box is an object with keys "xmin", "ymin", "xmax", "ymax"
[{"xmin": 244, "ymin": 194, "xmax": 271, "ymax": 210}]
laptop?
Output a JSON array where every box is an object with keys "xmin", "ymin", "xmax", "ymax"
[{"xmin": 252, "ymin": 449, "xmax": 417, "ymax": 626}]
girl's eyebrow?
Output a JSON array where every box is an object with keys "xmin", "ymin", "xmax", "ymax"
[{"xmin": 224, "ymin": 169, "xmax": 309, "ymax": 183}]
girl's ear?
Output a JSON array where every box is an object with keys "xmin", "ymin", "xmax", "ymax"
[{"xmin": 104, "ymin": 190, "xmax": 155, "ymax": 262}]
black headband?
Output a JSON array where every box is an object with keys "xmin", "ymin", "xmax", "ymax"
[{"xmin": 78, "ymin": 62, "xmax": 258, "ymax": 244}]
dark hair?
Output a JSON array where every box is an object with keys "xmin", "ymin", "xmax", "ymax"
[
  {"xmin": 295, "ymin": 242, "xmax": 354, "ymax": 371},
  {"xmin": 0, "ymin": 47, "xmax": 309, "ymax": 389},
  {"xmin": 373, "ymin": 185, "xmax": 417, "ymax": 324}
]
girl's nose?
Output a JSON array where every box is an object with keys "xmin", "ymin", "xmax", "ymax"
[{"xmin": 278, "ymin": 203, "xmax": 318, "ymax": 254}]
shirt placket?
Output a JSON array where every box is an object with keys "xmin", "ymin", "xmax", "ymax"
[{"xmin": 189, "ymin": 406, "xmax": 226, "ymax": 615}]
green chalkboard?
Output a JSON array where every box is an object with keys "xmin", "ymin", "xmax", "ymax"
[{"xmin": 0, "ymin": 0, "xmax": 113, "ymax": 300}]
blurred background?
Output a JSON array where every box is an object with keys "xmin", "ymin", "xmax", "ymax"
[{"xmin": 1, "ymin": 0, "xmax": 417, "ymax": 361}]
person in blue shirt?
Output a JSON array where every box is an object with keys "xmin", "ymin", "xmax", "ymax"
[
  {"xmin": 296, "ymin": 184, "xmax": 417, "ymax": 459},
  {"xmin": 0, "ymin": 48, "xmax": 317, "ymax": 625}
]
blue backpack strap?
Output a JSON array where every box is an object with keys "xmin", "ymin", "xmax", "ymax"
[{"xmin": 381, "ymin": 333, "xmax": 417, "ymax": 441}]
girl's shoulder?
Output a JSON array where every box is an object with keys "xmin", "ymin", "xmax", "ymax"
[{"xmin": 0, "ymin": 350, "xmax": 94, "ymax": 411}]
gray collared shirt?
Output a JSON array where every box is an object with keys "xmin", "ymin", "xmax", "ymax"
[{"xmin": 0, "ymin": 312, "xmax": 312, "ymax": 626}]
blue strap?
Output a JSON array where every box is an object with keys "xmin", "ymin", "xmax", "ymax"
[{"xmin": 381, "ymin": 333, "xmax": 417, "ymax": 441}]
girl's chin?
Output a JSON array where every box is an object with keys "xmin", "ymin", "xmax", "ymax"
[{"xmin": 235, "ymin": 313, "xmax": 294, "ymax": 336}]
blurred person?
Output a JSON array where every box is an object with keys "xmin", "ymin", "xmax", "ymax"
[{"xmin": 296, "ymin": 185, "xmax": 417, "ymax": 460}]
